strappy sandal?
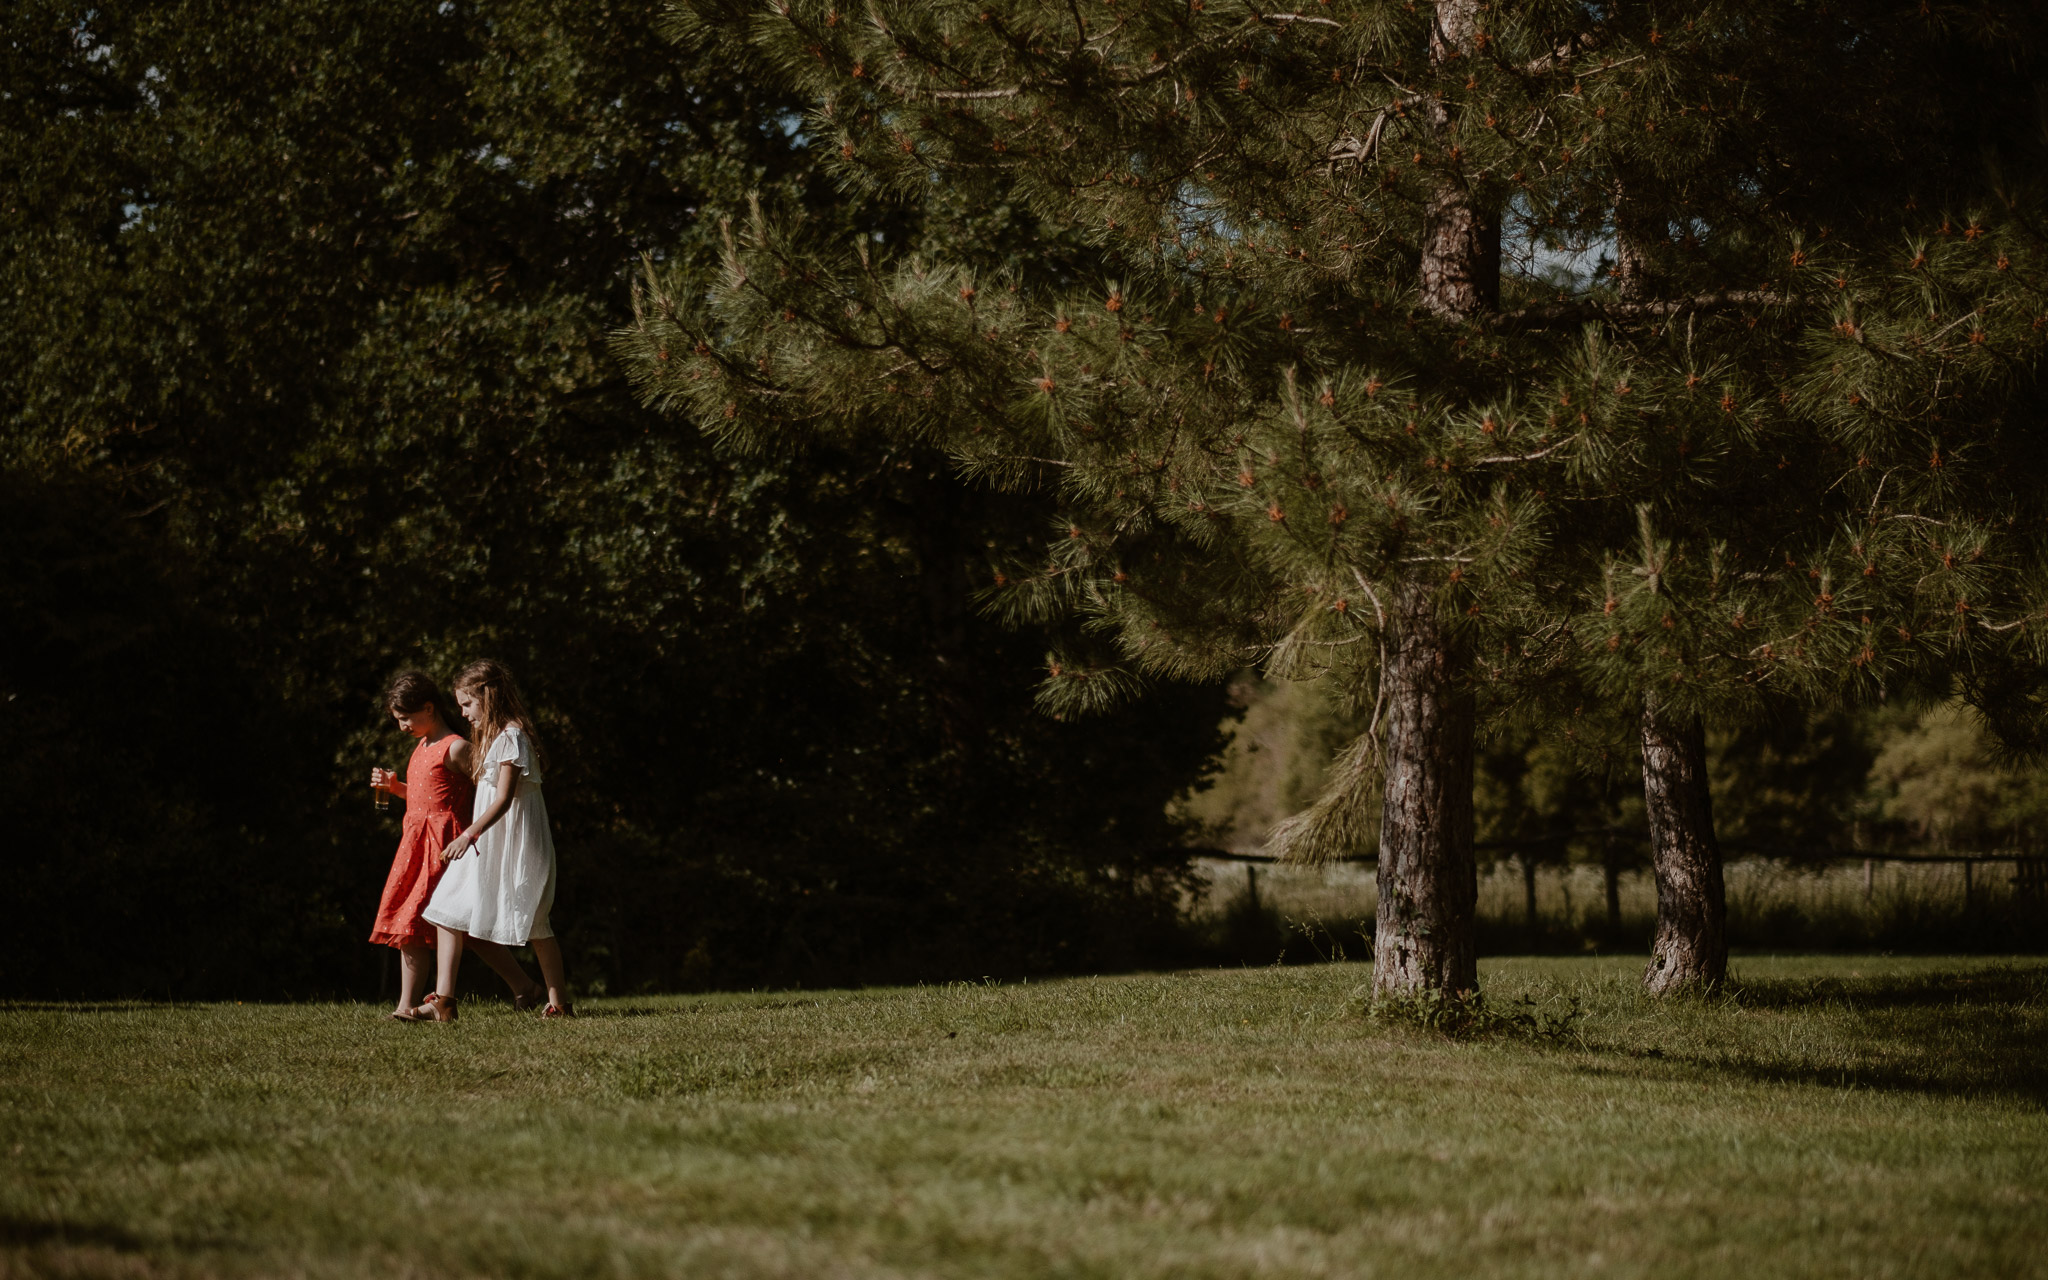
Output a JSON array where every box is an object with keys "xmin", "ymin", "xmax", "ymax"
[
  {"xmin": 540, "ymin": 1003, "xmax": 575, "ymax": 1020},
  {"xmin": 513, "ymin": 987, "xmax": 546, "ymax": 1012},
  {"xmin": 417, "ymin": 992, "xmax": 458, "ymax": 1023},
  {"xmin": 386, "ymin": 1008, "xmax": 423, "ymax": 1023}
]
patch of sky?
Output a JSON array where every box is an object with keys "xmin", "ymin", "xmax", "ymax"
[
  {"xmin": 1171, "ymin": 178, "xmax": 1239, "ymax": 242},
  {"xmin": 769, "ymin": 109, "xmax": 811, "ymax": 149},
  {"xmin": 1504, "ymin": 191, "xmax": 1610, "ymax": 291},
  {"xmin": 1515, "ymin": 235, "xmax": 1612, "ymax": 290},
  {"xmin": 118, "ymin": 181, "xmax": 160, "ymax": 232}
]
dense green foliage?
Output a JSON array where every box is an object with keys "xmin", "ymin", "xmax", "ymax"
[
  {"xmin": 629, "ymin": 0, "xmax": 2043, "ymax": 772},
  {"xmin": 1198, "ymin": 682, "xmax": 2048, "ymax": 863},
  {"xmin": 6, "ymin": 958, "xmax": 2046, "ymax": 1278},
  {"xmin": 617, "ymin": 0, "xmax": 2047, "ymax": 995},
  {"xmin": 0, "ymin": 0, "xmax": 1228, "ymax": 998}
]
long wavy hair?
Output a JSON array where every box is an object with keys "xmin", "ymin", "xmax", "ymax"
[
  {"xmin": 384, "ymin": 669, "xmax": 461, "ymax": 737},
  {"xmin": 451, "ymin": 658, "xmax": 546, "ymax": 780}
]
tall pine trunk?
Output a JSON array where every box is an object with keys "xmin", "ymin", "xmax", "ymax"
[
  {"xmin": 1366, "ymin": 0, "xmax": 1492, "ymax": 999},
  {"xmin": 1614, "ymin": 190, "xmax": 1730, "ymax": 994},
  {"xmin": 1372, "ymin": 582, "xmax": 1478, "ymax": 998},
  {"xmin": 1640, "ymin": 697, "xmax": 1728, "ymax": 992},
  {"xmin": 1420, "ymin": 0, "xmax": 1499, "ymax": 322}
]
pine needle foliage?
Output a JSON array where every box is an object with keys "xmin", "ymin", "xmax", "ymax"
[
  {"xmin": 620, "ymin": 0, "xmax": 2046, "ymax": 892},
  {"xmin": 630, "ymin": 2, "xmax": 2039, "ymax": 700}
]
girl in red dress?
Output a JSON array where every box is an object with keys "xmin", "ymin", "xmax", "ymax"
[{"xmin": 369, "ymin": 671, "xmax": 544, "ymax": 1020}]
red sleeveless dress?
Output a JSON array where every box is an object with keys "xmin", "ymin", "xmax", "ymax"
[{"xmin": 369, "ymin": 734, "xmax": 475, "ymax": 949}]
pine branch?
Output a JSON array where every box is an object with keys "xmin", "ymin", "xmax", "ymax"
[
  {"xmin": 1469, "ymin": 436, "xmax": 1579, "ymax": 466},
  {"xmin": 1326, "ymin": 96, "xmax": 1421, "ymax": 165},
  {"xmin": 1490, "ymin": 291, "xmax": 1782, "ymax": 331},
  {"xmin": 1516, "ymin": 30, "xmax": 1605, "ymax": 76},
  {"xmin": 1266, "ymin": 722, "xmax": 1382, "ymax": 866}
]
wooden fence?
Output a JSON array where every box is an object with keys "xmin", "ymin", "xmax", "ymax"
[{"xmin": 1189, "ymin": 833, "xmax": 2048, "ymax": 907}]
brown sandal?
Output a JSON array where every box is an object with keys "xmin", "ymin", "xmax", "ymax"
[
  {"xmin": 386, "ymin": 1008, "xmax": 423, "ymax": 1023},
  {"xmin": 417, "ymin": 992, "xmax": 458, "ymax": 1022},
  {"xmin": 540, "ymin": 1003, "xmax": 575, "ymax": 1020},
  {"xmin": 513, "ymin": 987, "xmax": 546, "ymax": 1012}
]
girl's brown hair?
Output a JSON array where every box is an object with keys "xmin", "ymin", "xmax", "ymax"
[
  {"xmin": 384, "ymin": 669, "xmax": 460, "ymax": 735},
  {"xmin": 451, "ymin": 658, "xmax": 546, "ymax": 779}
]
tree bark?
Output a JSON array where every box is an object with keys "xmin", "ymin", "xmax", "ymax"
[
  {"xmin": 1372, "ymin": 582, "xmax": 1478, "ymax": 998},
  {"xmin": 1419, "ymin": 0, "xmax": 1500, "ymax": 322},
  {"xmin": 1640, "ymin": 698, "xmax": 1728, "ymax": 993},
  {"xmin": 1363, "ymin": 0, "xmax": 1488, "ymax": 1000},
  {"xmin": 1420, "ymin": 188, "xmax": 1500, "ymax": 321}
]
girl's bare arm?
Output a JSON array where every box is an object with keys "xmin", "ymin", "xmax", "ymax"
[{"xmin": 444, "ymin": 762, "xmax": 522, "ymax": 862}]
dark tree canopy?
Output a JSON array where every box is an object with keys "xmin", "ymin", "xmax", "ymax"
[{"xmin": 0, "ymin": 0, "xmax": 1229, "ymax": 998}]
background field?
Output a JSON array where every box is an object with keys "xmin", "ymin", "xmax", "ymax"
[
  {"xmin": 1187, "ymin": 857, "xmax": 2045, "ymax": 963},
  {"xmin": 5, "ymin": 955, "xmax": 2045, "ymax": 1279}
]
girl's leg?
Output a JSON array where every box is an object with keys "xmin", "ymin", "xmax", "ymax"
[
  {"xmin": 433, "ymin": 925, "xmax": 467, "ymax": 1000},
  {"xmin": 396, "ymin": 944, "xmax": 432, "ymax": 1014},
  {"xmin": 529, "ymin": 936, "xmax": 571, "ymax": 1010},
  {"xmin": 467, "ymin": 937, "xmax": 544, "ymax": 1002}
]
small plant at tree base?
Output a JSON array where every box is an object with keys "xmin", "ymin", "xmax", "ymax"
[{"xmin": 1359, "ymin": 985, "xmax": 1583, "ymax": 1042}]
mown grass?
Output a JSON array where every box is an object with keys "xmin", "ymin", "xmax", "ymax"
[{"xmin": 4, "ymin": 956, "xmax": 2046, "ymax": 1279}]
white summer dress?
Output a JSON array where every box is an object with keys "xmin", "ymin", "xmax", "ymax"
[{"xmin": 422, "ymin": 723, "xmax": 556, "ymax": 946}]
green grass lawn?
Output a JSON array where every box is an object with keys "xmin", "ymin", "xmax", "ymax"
[{"xmin": 4, "ymin": 956, "xmax": 2045, "ymax": 1279}]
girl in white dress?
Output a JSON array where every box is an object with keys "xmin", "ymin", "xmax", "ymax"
[{"xmin": 415, "ymin": 659, "xmax": 573, "ymax": 1021}]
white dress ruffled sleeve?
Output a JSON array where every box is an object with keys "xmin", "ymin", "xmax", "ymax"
[{"xmin": 422, "ymin": 723, "xmax": 557, "ymax": 946}]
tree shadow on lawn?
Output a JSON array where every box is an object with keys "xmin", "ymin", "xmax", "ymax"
[
  {"xmin": 1723, "ymin": 962, "xmax": 2048, "ymax": 1011},
  {"xmin": 0, "ymin": 1002, "xmax": 179, "ymax": 1014},
  {"xmin": 1597, "ymin": 963, "xmax": 2048, "ymax": 1105},
  {"xmin": 0, "ymin": 1215, "xmax": 150, "ymax": 1252},
  {"xmin": 0, "ymin": 1213, "xmax": 250, "ymax": 1261}
]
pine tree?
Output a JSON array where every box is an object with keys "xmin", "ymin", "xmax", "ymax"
[
  {"xmin": 1568, "ymin": 17, "xmax": 2048, "ymax": 988},
  {"xmin": 622, "ymin": 0, "xmax": 2044, "ymax": 997}
]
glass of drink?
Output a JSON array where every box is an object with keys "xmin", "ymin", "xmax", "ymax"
[{"xmin": 374, "ymin": 768, "xmax": 391, "ymax": 812}]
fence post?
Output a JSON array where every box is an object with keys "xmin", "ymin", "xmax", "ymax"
[
  {"xmin": 1863, "ymin": 857, "xmax": 1873, "ymax": 901},
  {"xmin": 1963, "ymin": 858, "xmax": 1974, "ymax": 909}
]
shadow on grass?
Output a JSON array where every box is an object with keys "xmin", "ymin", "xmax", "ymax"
[
  {"xmin": 1723, "ymin": 963, "xmax": 2048, "ymax": 1011},
  {"xmin": 1605, "ymin": 964, "xmax": 2048, "ymax": 1105},
  {"xmin": 0, "ymin": 1002, "xmax": 174, "ymax": 1014},
  {"xmin": 0, "ymin": 1216, "xmax": 149, "ymax": 1251}
]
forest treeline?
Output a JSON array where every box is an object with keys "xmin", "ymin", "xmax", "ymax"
[
  {"xmin": 1195, "ymin": 680, "xmax": 2048, "ymax": 863},
  {"xmin": 6, "ymin": 2, "xmax": 2047, "ymax": 1000},
  {"xmin": 2, "ymin": 0, "xmax": 1226, "ymax": 999}
]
